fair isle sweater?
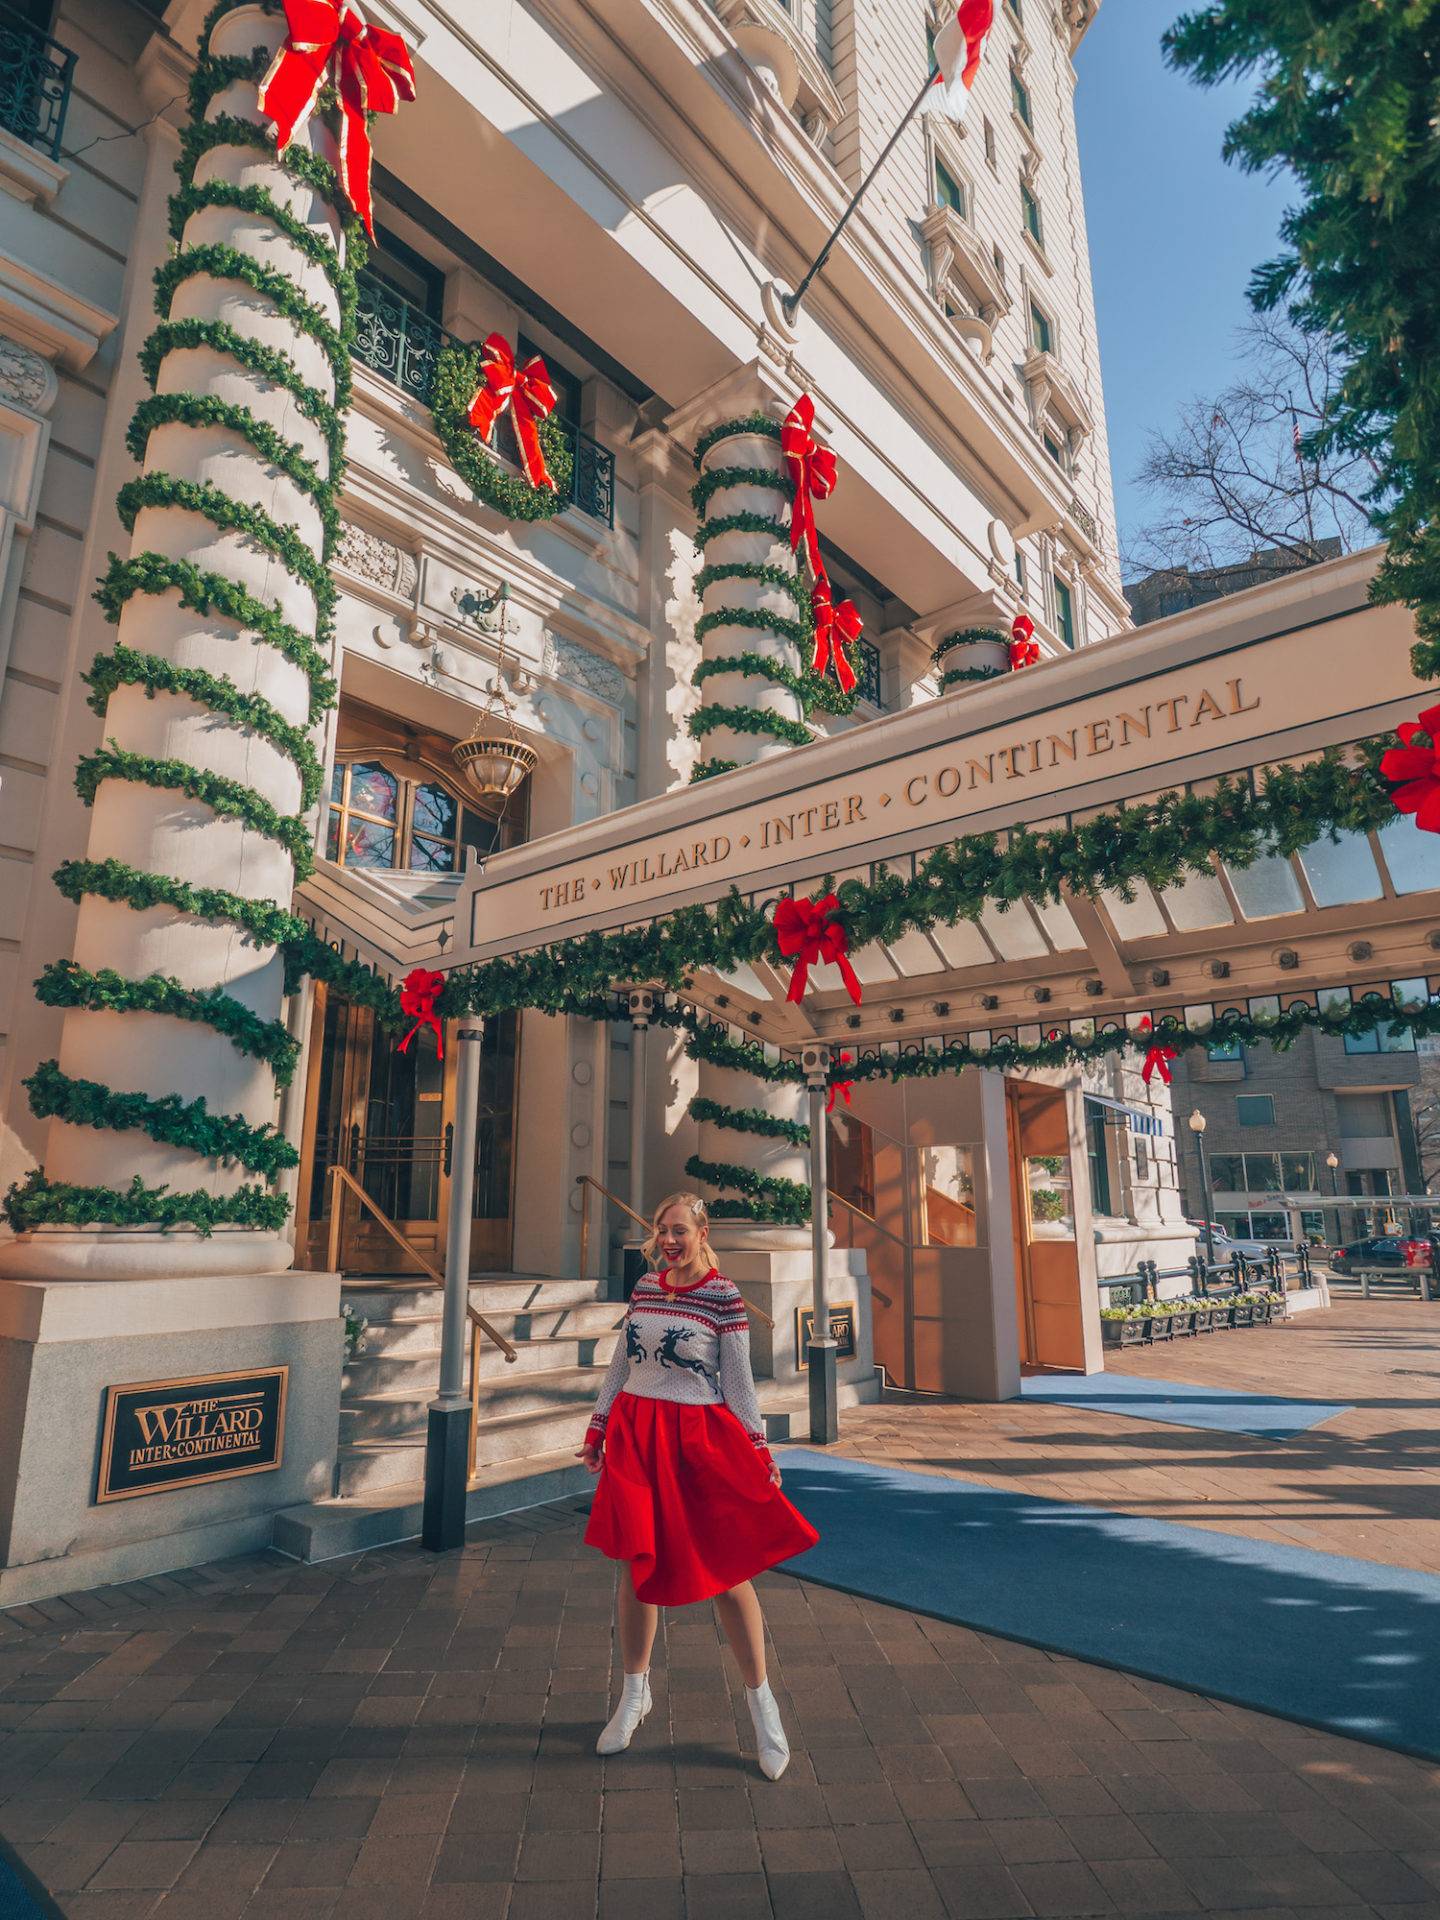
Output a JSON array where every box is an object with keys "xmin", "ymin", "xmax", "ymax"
[{"xmin": 584, "ymin": 1269, "xmax": 771, "ymax": 1460}]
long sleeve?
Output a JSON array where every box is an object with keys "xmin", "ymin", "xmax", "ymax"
[
  {"xmin": 584, "ymin": 1307, "xmax": 633, "ymax": 1452},
  {"xmin": 716, "ymin": 1293, "xmax": 772, "ymax": 1461}
]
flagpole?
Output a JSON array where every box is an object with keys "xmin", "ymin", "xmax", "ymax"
[{"xmin": 781, "ymin": 67, "xmax": 939, "ymax": 325}]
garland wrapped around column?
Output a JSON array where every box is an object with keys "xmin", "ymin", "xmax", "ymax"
[
  {"xmin": 932, "ymin": 626, "xmax": 1009, "ymax": 692},
  {"xmin": 3, "ymin": 0, "xmax": 373, "ymax": 1260}
]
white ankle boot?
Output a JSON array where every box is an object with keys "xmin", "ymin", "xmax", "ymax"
[
  {"xmin": 746, "ymin": 1677, "xmax": 790, "ymax": 1780},
  {"xmin": 597, "ymin": 1670, "xmax": 652, "ymax": 1754}
]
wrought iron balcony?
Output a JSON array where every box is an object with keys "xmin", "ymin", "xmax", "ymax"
[
  {"xmin": 0, "ymin": 1, "xmax": 76, "ymax": 160},
  {"xmin": 353, "ymin": 270, "xmax": 616, "ymax": 527},
  {"xmin": 855, "ymin": 636, "xmax": 883, "ymax": 709}
]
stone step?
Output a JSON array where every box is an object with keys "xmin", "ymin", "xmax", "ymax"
[
  {"xmin": 341, "ymin": 1364, "xmax": 601, "ymax": 1444},
  {"xmin": 354, "ymin": 1299, "xmax": 623, "ymax": 1361},
  {"xmin": 274, "ymin": 1448, "xmax": 596, "ymax": 1562},
  {"xmin": 340, "ymin": 1274, "xmax": 604, "ymax": 1321},
  {"xmin": 344, "ymin": 1330, "xmax": 620, "ymax": 1396}
]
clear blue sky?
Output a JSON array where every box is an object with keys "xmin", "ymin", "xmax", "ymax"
[{"xmin": 1074, "ymin": 1, "xmax": 1294, "ymax": 562}]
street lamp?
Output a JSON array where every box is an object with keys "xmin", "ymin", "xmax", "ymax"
[
  {"xmin": 1324, "ymin": 1150, "xmax": 1341, "ymax": 1248},
  {"xmin": 1188, "ymin": 1109, "xmax": 1215, "ymax": 1268}
]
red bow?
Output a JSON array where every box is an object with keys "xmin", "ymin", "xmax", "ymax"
[
  {"xmin": 1138, "ymin": 1015, "xmax": 1175, "ymax": 1085},
  {"xmin": 774, "ymin": 894, "xmax": 862, "ymax": 1006},
  {"xmin": 781, "ymin": 394, "xmax": 837, "ymax": 578},
  {"xmin": 810, "ymin": 574, "xmax": 860, "ymax": 694},
  {"xmin": 826, "ymin": 1052, "xmax": 854, "ymax": 1114},
  {"xmin": 397, "ymin": 967, "xmax": 445, "ymax": 1058},
  {"xmin": 1381, "ymin": 702, "xmax": 1440, "ymax": 833},
  {"xmin": 1010, "ymin": 613, "xmax": 1039, "ymax": 670},
  {"xmin": 466, "ymin": 334, "xmax": 559, "ymax": 493},
  {"xmin": 257, "ymin": 0, "xmax": 416, "ymax": 241}
]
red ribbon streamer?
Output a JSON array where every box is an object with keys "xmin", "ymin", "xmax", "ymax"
[
  {"xmin": 466, "ymin": 333, "xmax": 559, "ymax": 493},
  {"xmin": 774, "ymin": 894, "xmax": 862, "ymax": 1006},
  {"xmin": 397, "ymin": 967, "xmax": 445, "ymax": 1059},
  {"xmin": 1380, "ymin": 701, "xmax": 1440, "ymax": 833},
  {"xmin": 826, "ymin": 1052, "xmax": 854, "ymax": 1114},
  {"xmin": 1010, "ymin": 612, "xmax": 1039, "ymax": 670},
  {"xmin": 810, "ymin": 573, "xmax": 861, "ymax": 694},
  {"xmin": 1138, "ymin": 1015, "xmax": 1175, "ymax": 1086},
  {"xmin": 257, "ymin": 0, "xmax": 416, "ymax": 240},
  {"xmin": 781, "ymin": 394, "xmax": 837, "ymax": 578}
]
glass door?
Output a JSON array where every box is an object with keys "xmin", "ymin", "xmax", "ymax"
[{"xmin": 1006, "ymin": 1082, "xmax": 1085, "ymax": 1370}]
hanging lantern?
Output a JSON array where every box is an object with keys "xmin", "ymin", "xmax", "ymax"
[{"xmin": 452, "ymin": 722, "xmax": 538, "ymax": 800}]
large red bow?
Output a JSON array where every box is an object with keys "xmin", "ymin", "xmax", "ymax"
[
  {"xmin": 826, "ymin": 1052, "xmax": 855, "ymax": 1114},
  {"xmin": 781, "ymin": 394, "xmax": 837, "ymax": 578},
  {"xmin": 1380, "ymin": 702, "xmax": 1440, "ymax": 833},
  {"xmin": 397, "ymin": 967, "xmax": 445, "ymax": 1058},
  {"xmin": 1138, "ymin": 1015, "xmax": 1175, "ymax": 1086},
  {"xmin": 257, "ymin": 0, "xmax": 416, "ymax": 241},
  {"xmin": 466, "ymin": 333, "xmax": 558, "ymax": 494},
  {"xmin": 774, "ymin": 894, "xmax": 862, "ymax": 1006},
  {"xmin": 810, "ymin": 573, "xmax": 860, "ymax": 694},
  {"xmin": 1010, "ymin": 612, "xmax": 1039, "ymax": 670}
]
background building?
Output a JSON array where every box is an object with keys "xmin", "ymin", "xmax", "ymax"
[{"xmin": 1125, "ymin": 539, "xmax": 1342, "ymax": 627}]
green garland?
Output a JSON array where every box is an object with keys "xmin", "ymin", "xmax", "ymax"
[
  {"xmin": 691, "ymin": 464, "xmax": 790, "ymax": 520},
  {"xmin": 25, "ymin": 1060, "xmax": 299, "ymax": 1178},
  {"xmin": 695, "ymin": 510, "xmax": 790, "ymax": 547},
  {"xmin": 688, "ymin": 704, "xmax": 812, "ymax": 749},
  {"xmin": 691, "ymin": 757, "xmax": 739, "ymax": 782},
  {"xmin": 694, "ymin": 651, "xmax": 855, "ymax": 718},
  {"xmin": 166, "ymin": 178, "xmax": 353, "ymax": 300},
  {"xmin": 53, "ymin": 857, "xmax": 307, "ymax": 947},
  {"xmin": 138, "ymin": 318, "xmax": 344, "ymax": 470},
  {"xmin": 694, "ymin": 560, "xmax": 809, "ymax": 612},
  {"xmin": 84, "ymin": 646, "xmax": 323, "ymax": 807},
  {"xmin": 154, "ymin": 244, "xmax": 349, "ymax": 387},
  {"xmin": 939, "ymin": 664, "xmax": 1005, "ymax": 689},
  {"xmin": 684, "ymin": 1156, "xmax": 810, "ymax": 1225},
  {"xmin": 126, "ymin": 392, "xmax": 339, "ymax": 541},
  {"xmin": 693, "ymin": 413, "xmax": 783, "ymax": 468},
  {"xmin": 75, "ymin": 743, "xmax": 314, "ymax": 872},
  {"xmin": 115, "ymin": 472, "xmax": 335, "ymax": 606},
  {"xmin": 694, "ymin": 605, "xmax": 810, "ymax": 650},
  {"xmin": 2, "ymin": 1170, "xmax": 289, "ymax": 1237},
  {"xmin": 96, "ymin": 552, "xmax": 337, "ymax": 715},
  {"xmin": 933, "ymin": 626, "xmax": 1009, "ymax": 662},
  {"xmin": 282, "ymin": 926, "xmax": 404, "ymax": 1027},
  {"xmin": 429, "ymin": 340, "xmax": 573, "ymax": 522},
  {"xmin": 35, "ymin": 960, "xmax": 300, "ymax": 1085},
  {"xmin": 688, "ymin": 1095, "xmax": 809, "ymax": 1145}
]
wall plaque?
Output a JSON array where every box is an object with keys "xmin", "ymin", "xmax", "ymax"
[
  {"xmin": 96, "ymin": 1367, "xmax": 288, "ymax": 1503},
  {"xmin": 795, "ymin": 1304, "xmax": 857, "ymax": 1365}
]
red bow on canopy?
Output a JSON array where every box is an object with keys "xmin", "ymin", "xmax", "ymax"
[
  {"xmin": 1010, "ymin": 612, "xmax": 1039, "ymax": 670},
  {"xmin": 781, "ymin": 394, "xmax": 837, "ymax": 578},
  {"xmin": 1138, "ymin": 1015, "xmax": 1175, "ymax": 1086},
  {"xmin": 826, "ymin": 1052, "xmax": 855, "ymax": 1114},
  {"xmin": 774, "ymin": 894, "xmax": 862, "ymax": 1006},
  {"xmin": 810, "ymin": 573, "xmax": 860, "ymax": 694},
  {"xmin": 257, "ymin": 0, "xmax": 416, "ymax": 240},
  {"xmin": 1380, "ymin": 702, "xmax": 1440, "ymax": 833},
  {"xmin": 466, "ymin": 334, "xmax": 558, "ymax": 493},
  {"xmin": 397, "ymin": 967, "xmax": 445, "ymax": 1059}
]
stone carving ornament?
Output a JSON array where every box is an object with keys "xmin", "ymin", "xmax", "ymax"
[
  {"xmin": 0, "ymin": 335, "xmax": 57, "ymax": 415},
  {"xmin": 334, "ymin": 518, "xmax": 418, "ymax": 598},
  {"xmin": 542, "ymin": 630, "xmax": 625, "ymax": 706}
]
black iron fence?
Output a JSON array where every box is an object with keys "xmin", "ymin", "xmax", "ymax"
[
  {"xmin": 1098, "ymin": 1243, "xmax": 1317, "ymax": 1308},
  {"xmin": 0, "ymin": 0, "xmax": 75, "ymax": 160},
  {"xmin": 352, "ymin": 270, "xmax": 616, "ymax": 526}
]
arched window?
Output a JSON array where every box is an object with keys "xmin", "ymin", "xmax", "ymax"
[{"xmin": 325, "ymin": 752, "xmax": 517, "ymax": 873}]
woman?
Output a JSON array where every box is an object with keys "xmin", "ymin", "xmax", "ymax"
[{"xmin": 577, "ymin": 1191, "xmax": 819, "ymax": 1778}]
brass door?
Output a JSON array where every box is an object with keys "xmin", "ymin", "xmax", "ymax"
[{"xmin": 1007, "ymin": 1082, "xmax": 1085, "ymax": 1371}]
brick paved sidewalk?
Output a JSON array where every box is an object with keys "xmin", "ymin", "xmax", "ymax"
[{"xmin": 3, "ymin": 1495, "xmax": 1440, "ymax": 1920}]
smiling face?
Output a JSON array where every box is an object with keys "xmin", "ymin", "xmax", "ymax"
[{"xmin": 656, "ymin": 1204, "xmax": 706, "ymax": 1272}]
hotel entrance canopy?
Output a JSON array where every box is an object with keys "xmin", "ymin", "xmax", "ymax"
[{"xmin": 438, "ymin": 551, "xmax": 1440, "ymax": 1060}]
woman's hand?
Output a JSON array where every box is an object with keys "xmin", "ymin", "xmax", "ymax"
[
  {"xmin": 768, "ymin": 1459, "xmax": 782, "ymax": 1488},
  {"xmin": 577, "ymin": 1442, "xmax": 602, "ymax": 1474}
]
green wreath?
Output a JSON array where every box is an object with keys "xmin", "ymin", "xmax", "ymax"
[{"xmin": 430, "ymin": 341, "xmax": 574, "ymax": 522}]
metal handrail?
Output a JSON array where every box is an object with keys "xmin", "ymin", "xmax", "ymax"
[
  {"xmin": 574, "ymin": 1173, "xmax": 776, "ymax": 1328},
  {"xmin": 325, "ymin": 1164, "xmax": 515, "ymax": 1355},
  {"xmin": 0, "ymin": 1, "xmax": 75, "ymax": 161}
]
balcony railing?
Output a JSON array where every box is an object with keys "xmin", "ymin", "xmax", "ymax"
[
  {"xmin": 0, "ymin": 1, "xmax": 75, "ymax": 160},
  {"xmin": 353, "ymin": 269, "xmax": 615, "ymax": 527},
  {"xmin": 855, "ymin": 636, "xmax": 883, "ymax": 708}
]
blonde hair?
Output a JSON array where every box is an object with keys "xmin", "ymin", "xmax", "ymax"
[{"xmin": 642, "ymin": 1190, "xmax": 714, "ymax": 1268}]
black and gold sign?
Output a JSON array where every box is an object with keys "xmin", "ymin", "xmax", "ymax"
[
  {"xmin": 97, "ymin": 1367, "xmax": 288, "ymax": 1503},
  {"xmin": 795, "ymin": 1304, "xmax": 857, "ymax": 1366}
]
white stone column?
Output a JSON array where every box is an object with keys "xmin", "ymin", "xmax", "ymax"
[{"xmin": 5, "ymin": 4, "xmax": 342, "ymax": 1280}]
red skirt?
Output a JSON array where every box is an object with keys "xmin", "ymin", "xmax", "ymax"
[{"xmin": 584, "ymin": 1393, "xmax": 820, "ymax": 1606}]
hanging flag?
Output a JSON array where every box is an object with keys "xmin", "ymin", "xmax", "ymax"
[{"xmin": 932, "ymin": 0, "xmax": 995, "ymax": 121}]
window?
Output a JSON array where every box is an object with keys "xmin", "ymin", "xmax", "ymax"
[
  {"xmin": 1279, "ymin": 1152, "xmax": 1317, "ymax": 1190},
  {"xmin": 326, "ymin": 757, "xmax": 515, "ymax": 875},
  {"xmin": 1028, "ymin": 299, "xmax": 1052, "ymax": 355},
  {"xmin": 1020, "ymin": 179, "xmax": 1043, "ymax": 246},
  {"xmin": 1236, "ymin": 1094, "xmax": 1275, "ymax": 1127},
  {"xmin": 1210, "ymin": 1154, "xmax": 1244, "ymax": 1190},
  {"xmin": 518, "ymin": 334, "xmax": 582, "ymax": 428},
  {"xmin": 1207, "ymin": 1038, "xmax": 1243, "ymax": 1062},
  {"xmin": 1042, "ymin": 432, "xmax": 1063, "ymax": 465},
  {"xmin": 1053, "ymin": 574, "xmax": 1075, "ymax": 648},
  {"xmin": 1344, "ymin": 1018, "xmax": 1416, "ymax": 1054},
  {"xmin": 1084, "ymin": 1099, "xmax": 1113, "ymax": 1216},
  {"xmin": 983, "ymin": 116, "xmax": 997, "ymax": 167},
  {"xmin": 1011, "ymin": 66, "xmax": 1032, "ymax": 128},
  {"xmin": 926, "ymin": 22, "xmax": 936, "ymax": 69},
  {"xmin": 1014, "ymin": 549, "xmax": 1027, "ymax": 596},
  {"xmin": 369, "ymin": 224, "xmax": 445, "ymax": 320},
  {"xmin": 992, "ymin": 240, "xmax": 1007, "ymax": 285},
  {"xmin": 935, "ymin": 158, "xmax": 965, "ymax": 216}
]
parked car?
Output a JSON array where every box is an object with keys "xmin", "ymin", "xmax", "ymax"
[
  {"xmin": 1329, "ymin": 1235, "xmax": 1430, "ymax": 1270},
  {"xmin": 1188, "ymin": 1222, "xmax": 1283, "ymax": 1261}
]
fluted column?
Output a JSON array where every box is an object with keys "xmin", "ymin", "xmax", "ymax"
[{"xmin": 3, "ymin": 3, "xmax": 347, "ymax": 1278}]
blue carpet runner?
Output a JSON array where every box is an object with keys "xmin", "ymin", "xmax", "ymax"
[
  {"xmin": 775, "ymin": 1449, "xmax": 1440, "ymax": 1761},
  {"xmin": 1016, "ymin": 1368, "xmax": 1351, "ymax": 1439},
  {"xmin": 0, "ymin": 1843, "xmax": 52, "ymax": 1920}
]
